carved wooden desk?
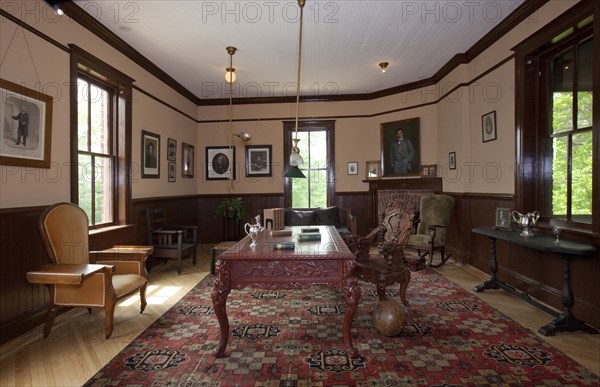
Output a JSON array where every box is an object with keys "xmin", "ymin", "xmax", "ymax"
[
  {"xmin": 211, "ymin": 225, "xmax": 360, "ymax": 358},
  {"xmin": 472, "ymin": 226, "xmax": 598, "ymax": 336}
]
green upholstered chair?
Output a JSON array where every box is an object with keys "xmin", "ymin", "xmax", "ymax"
[{"xmin": 406, "ymin": 194, "xmax": 455, "ymax": 268}]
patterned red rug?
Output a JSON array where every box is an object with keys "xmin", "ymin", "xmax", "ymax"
[{"xmin": 84, "ymin": 269, "xmax": 599, "ymax": 386}]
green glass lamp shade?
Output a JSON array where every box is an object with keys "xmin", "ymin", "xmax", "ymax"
[{"xmin": 283, "ymin": 165, "xmax": 306, "ymax": 178}]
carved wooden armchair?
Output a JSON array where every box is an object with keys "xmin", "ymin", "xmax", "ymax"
[
  {"xmin": 405, "ymin": 194, "xmax": 455, "ymax": 268},
  {"xmin": 344, "ymin": 200, "xmax": 415, "ymax": 305},
  {"xmin": 146, "ymin": 208, "xmax": 198, "ymax": 275},
  {"xmin": 35, "ymin": 202, "xmax": 150, "ymax": 339}
]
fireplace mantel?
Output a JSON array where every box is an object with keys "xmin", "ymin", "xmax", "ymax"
[{"xmin": 365, "ymin": 178, "xmax": 443, "ymax": 228}]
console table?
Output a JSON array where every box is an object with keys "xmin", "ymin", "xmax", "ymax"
[
  {"xmin": 211, "ymin": 225, "xmax": 360, "ymax": 358},
  {"xmin": 472, "ymin": 226, "xmax": 598, "ymax": 336}
]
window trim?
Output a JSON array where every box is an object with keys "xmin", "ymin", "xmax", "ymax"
[
  {"xmin": 70, "ymin": 44, "xmax": 134, "ymax": 227},
  {"xmin": 283, "ymin": 120, "xmax": 335, "ymax": 208},
  {"xmin": 513, "ymin": 2, "xmax": 599, "ymax": 238}
]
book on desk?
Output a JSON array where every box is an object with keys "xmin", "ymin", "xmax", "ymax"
[{"xmin": 298, "ymin": 227, "xmax": 321, "ymax": 241}]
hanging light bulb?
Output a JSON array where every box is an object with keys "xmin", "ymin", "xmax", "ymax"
[
  {"xmin": 379, "ymin": 62, "xmax": 389, "ymax": 73},
  {"xmin": 225, "ymin": 46, "xmax": 237, "ymax": 84},
  {"xmin": 284, "ymin": 0, "xmax": 306, "ymax": 179}
]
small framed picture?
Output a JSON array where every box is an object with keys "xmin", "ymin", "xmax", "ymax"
[
  {"xmin": 449, "ymin": 152, "xmax": 457, "ymax": 170},
  {"xmin": 421, "ymin": 165, "xmax": 430, "ymax": 177},
  {"xmin": 167, "ymin": 138, "xmax": 177, "ymax": 161},
  {"xmin": 141, "ymin": 130, "xmax": 160, "ymax": 178},
  {"xmin": 206, "ymin": 146, "xmax": 235, "ymax": 180},
  {"xmin": 495, "ymin": 207, "xmax": 511, "ymax": 229},
  {"xmin": 482, "ymin": 110, "xmax": 497, "ymax": 143},
  {"xmin": 347, "ymin": 161, "xmax": 358, "ymax": 175},
  {"xmin": 245, "ymin": 145, "xmax": 272, "ymax": 177},
  {"xmin": 429, "ymin": 165, "xmax": 437, "ymax": 177},
  {"xmin": 421, "ymin": 164, "xmax": 437, "ymax": 177},
  {"xmin": 168, "ymin": 161, "xmax": 176, "ymax": 182},
  {"xmin": 182, "ymin": 142, "xmax": 194, "ymax": 178},
  {"xmin": 366, "ymin": 160, "xmax": 380, "ymax": 180}
]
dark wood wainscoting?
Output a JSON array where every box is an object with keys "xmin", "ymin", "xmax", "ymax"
[{"xmin": 2, "ymin": 191, "xmax": 598, "ymax": 344}]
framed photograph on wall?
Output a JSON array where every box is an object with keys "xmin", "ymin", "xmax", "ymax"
[
  {"xmin": 0, "ymin": 78, "xmax": 53, "ymax": 168},
  {"xmin": 206, "ymin": 146, "xmax": 235, "ymax": 180},
  {"xmin": 381, "ymin": 117, "xmax": 420, "ymax": 177},
  {"xmin": 168, "ymin": 162, "xmax": 176, "ymax": 182},
  {"xmin": 366, "ymin": 160, "xmax": 380, "ymax": 180},
  {"xmin": 449, "ymin": 151, "xmax": 457, "ymax": 170},
  {"xmin": 141, "ymin": 130, "xmax": 160, "ymax": 178},
  {"xmin": 347, "ymin": 161, "xmax": 358, "ymax": 175},
  {"xmin": 245, "ymin": 145, "xmax": 272, "ymax": 177},
  {"xmin": 182, "ymin": 142, "xmax": 194, "ymax": 178},
  {"xmin": 167, "ymin": 138, "xmax": 177, "ymax": 161},
  {"xmin": 495, "ymin": 207, "xmax": 511, "ymax": 230},
  {"xmin": 482, "ymin": 110, "xmax": 497, "ymax": 142}
]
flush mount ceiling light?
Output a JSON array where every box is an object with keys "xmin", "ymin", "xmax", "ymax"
[
  {"xmin": 379, "ymin": 62, "xmax": 389, "ymax": 73},
  {"xmin": 283, "ymin": 0, "xmax": 306, "ymax": 179},
  {"xmin": 225, "ymin": 46, "xmax": 237, "ymax": 84}
]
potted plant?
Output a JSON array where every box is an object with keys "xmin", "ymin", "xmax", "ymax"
[{"xmin": 214, "ymin": 196, "xmax": 246, "ymax": 220}]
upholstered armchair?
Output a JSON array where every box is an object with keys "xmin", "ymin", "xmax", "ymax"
[
  {"xmin": 345, "ymin": 200, "xmax": 415, "ymax": 305},
  {"xmin": 35, "ymin": 202, "xmax": 149, "ymax": 339},
  {"xmin": 406, "ymin": 194, "xmax": 455, "ymax": 268}
]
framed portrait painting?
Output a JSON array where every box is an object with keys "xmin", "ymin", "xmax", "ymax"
[
  {"xmin": 347, "ymin": 161, "xmax": 358, "ymax": 175},
  {"xmin": 168, "ymin": 161, "xmax": 176, "ymax": 182},
  {"xmin": 182, "ymin": 142, "xmax": 194, "ymax": 178},
  {"xmin": 206, "ymin": 146, "xmax": 235, "ymax": 180},
  {"xmin": 0, "ymin": 78, "xmax": 53, "ymax": 168},
  {"xmin": 482, "ymin": 110, "xmax": 497, "ymax": 142},
  {"xmin": 141, "ymin": 130, "xmax": 160, "ymax": 178},
  {"xmin": 380, "ymin": 117, "xmax": 420, "ymax": 177},
  {"xmin": 245, "ymin": 145, "xmax": 272, "ymax": 177},
  {"xmin": 495, "ymin": 207, "xmax": 511, "ymax": 230},
  {"xmin": 167, "ymin": 138, "xmax": 177, "ymax": 161}
]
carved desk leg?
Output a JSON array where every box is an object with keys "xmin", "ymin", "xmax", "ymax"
[
  {"xmin": 342, "ymin": 275, "xmax": 360, "ymax": 357},
  {"xmin": 211, "ymin": 271, "xmax": 231, "ymax": 357}
]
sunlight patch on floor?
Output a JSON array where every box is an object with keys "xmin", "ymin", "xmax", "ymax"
[{"xmin": 118, "ymin": 285, "xmax": 182, "ymax": 306}]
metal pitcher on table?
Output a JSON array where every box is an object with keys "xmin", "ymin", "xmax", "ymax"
[
  {"xmin": 511, "ymin": 210, "xmax": 540, "ymax": 237},
  {"xmin": 244, "ymin": 215, "xmax": 263, "ymax": 248}
]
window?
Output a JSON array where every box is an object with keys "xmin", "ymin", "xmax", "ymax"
[
  {"xmin": 70, "ymin": 45, "xmax": 133, "ymax": 228},
  {"xmin": 514, "ymin": 3, "xmax": 598, "ymax": 235},
  {"xmin": 284, "ymin": 121, "xmax": 335, "ymax": 208}
]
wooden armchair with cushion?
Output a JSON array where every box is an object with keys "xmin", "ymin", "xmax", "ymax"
[
  {"xmin": 405, "ymin": 194, "xmax": 455, "ymax": 268},
  {"xmin": 33, "ymin": 202, "xmax": 150, "ymax": 339},
  {"xmin": 344, "ymin": 200, "xmax": 415, "ymax": 305},
  {"xmin": 146, "ymin": 208, "xmax": 198, "ymax": 275}
]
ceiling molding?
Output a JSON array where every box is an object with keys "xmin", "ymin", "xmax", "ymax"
[{"xmin": 58, "ymin": 0, "xmax": 549, "ymax": 107}]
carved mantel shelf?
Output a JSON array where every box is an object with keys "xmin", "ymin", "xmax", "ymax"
[{"xmin": 363, "ymin": 177, "xmax": 442, "ymax": 193}]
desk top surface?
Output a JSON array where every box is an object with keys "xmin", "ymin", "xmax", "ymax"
[
  {"xmin": 472, "ymin": 226, "xmax": 597, "ymax": 255},
  {"xmin": 219, "ymin": 225, "xmax": 352, "ymax": 260}
]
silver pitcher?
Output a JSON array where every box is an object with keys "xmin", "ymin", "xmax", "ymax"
[
  {"xmin": 244, "ymin": 215, "xmax": 263, "ymax": 248},
  {"xmin": 511, "ymin": 210, "xmax": 540, "ymax": 237}
]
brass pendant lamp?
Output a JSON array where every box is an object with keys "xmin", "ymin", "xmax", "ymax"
[{"xmin": 283, "ymin": 0, "xmax": 306, "ymax": 179}]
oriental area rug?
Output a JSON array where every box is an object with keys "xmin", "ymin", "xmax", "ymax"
[{"xmin": 85, "ymin": 269, "xmax": 599, "ymax": 386}]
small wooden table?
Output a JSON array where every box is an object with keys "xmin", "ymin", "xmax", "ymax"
[
  {"xmin": 472, "ymin": 226, "xmax": 598, "ymax": 336},
  {"xmin": 211, "ymin": 226, "xmax": 360, "ymax": 357}
]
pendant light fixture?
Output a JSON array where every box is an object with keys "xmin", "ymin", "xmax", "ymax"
[
  {"xmin": 225, "ymin": 46, "xmax": 237, "ymax": 84},
  {"xmin": 283, "ymin": 0, "xmax": 306, "ymax": 179}
]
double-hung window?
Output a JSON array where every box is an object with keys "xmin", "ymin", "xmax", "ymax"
[{"xmin": 70, "ymin": 45, "xmax": 132, "ymax": 228}]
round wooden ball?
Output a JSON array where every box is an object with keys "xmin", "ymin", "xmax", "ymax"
[{"xmin": 372, "ymin": 299, "xmax": 406, "ymax": 337}]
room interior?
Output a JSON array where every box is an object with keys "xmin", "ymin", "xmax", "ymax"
[{"xmin": 0, "ymin": 0, "xmax": 598, "ymax": 384}]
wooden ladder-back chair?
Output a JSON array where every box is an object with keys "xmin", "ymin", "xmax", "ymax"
[
  {"xmin": 146, "ymin": 208, "xmax": 198, "ymax": 275},
  {"xmin": 36, "ymin": 202, "xmax": 149, "ymax": 339},
  {"xmin": 344, "ymin": 200, "xmax": 415, "ymax": 305},
  {"xmin": 406, "ymin": 194, "xmax": 455, "ymax": 268}
]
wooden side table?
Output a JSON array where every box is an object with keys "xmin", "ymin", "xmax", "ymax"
[{"xmin": 210, "ymin": 241, "xmax": 237, "ymax": 275}]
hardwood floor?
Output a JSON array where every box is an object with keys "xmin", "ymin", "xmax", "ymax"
[{"xmin": 1, "ymin": 246, "xmax": 598, "ymax": 386}]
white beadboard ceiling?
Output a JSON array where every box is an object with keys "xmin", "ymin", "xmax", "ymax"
[{"xmin": 72, "ymin": 0, "xmax": 525, "ymax": 100}]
